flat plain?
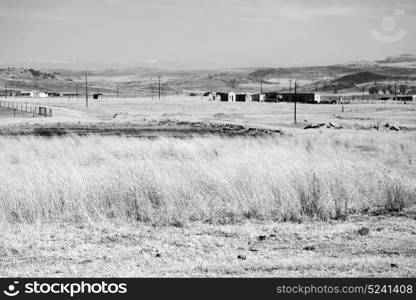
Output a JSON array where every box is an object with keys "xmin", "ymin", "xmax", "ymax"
[{"xmin": 0, "ymin": 96, "xmax": 415, "ymax": 276}]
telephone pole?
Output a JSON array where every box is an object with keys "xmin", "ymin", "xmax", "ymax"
[
  {"xmin": 158, "ymin": 76, "xmax": 161, "ymax": 100},
  {"xmin": 394, "ymin": 80, "xmax": 397, "ymax": 101},
  {"xmin": 84, "ymin": 73, "xmax": 89, "ymax": 108},
  {"xmin": 260, "ymin": 79, "xmax": 263, "ymax": 95},
  {"xmin": 294, "ymin": 81, "xmax": 298, "ymax": 124}
]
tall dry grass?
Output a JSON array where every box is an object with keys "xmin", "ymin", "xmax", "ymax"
[{"xmin": 0, "ymin": 132, "xmax": 415, "ymax": 225}]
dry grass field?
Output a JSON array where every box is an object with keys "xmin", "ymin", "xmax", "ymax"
[{"xmin": 0, "ymin": 96, "xmax": 415, "ymax": 276}]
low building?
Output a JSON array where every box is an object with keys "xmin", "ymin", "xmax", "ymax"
[
  {"xmin": 216, "ymin": 92, "xmax": 229, "ymax": 102},
  {"xmin": 279, "ymin": 93, "xmax": 320, "ymax": 103},
  {"xmin": 47, "ymin": 92, "xmax": 61, "ymax": 97},
  {"xmin": 251, "ymin": 93, "xmax": 266, "ymax": 102},
  {"xmin": 15, "ymin": 91, "xmax": 31, "ymax": 97},
  {"xmin": 395, "ymin": 95, "xmax": 416, "ymax": 102},
  {"xmin": 228, "ymin": 92, "xmax": 236, "ymax": 102},
  {"xmin": 264, "ymin": 92, "xmax": 282, "ymax": 103},
  {"xmin": 236, "ymin": 93, "xmax": 252, "ymax": 102},
  {"xmin": 93, "ymin": 93, "xmax": 103, "ymax": 100},
  {"xmin": 30, "ymin": 91, "xmax": 48, "ymax": 98},
  {"xmin": 208, "ymin": 92, "xmax": 216, "ymax": 101}
]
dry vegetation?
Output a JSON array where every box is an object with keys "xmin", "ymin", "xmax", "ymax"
[
  {"xmin": 1, "ymin": 132, "xmax": 415, "ymax": 226},
  {"xmin": 0, "ymin": 98, "xmax": 415, "ymax": 277}
]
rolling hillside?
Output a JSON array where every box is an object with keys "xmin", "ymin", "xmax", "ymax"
[{"xmin": 1, "ymin": 54, "xmax": 416, "ymax": 96}]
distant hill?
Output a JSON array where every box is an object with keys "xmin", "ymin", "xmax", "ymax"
[
  {"xmin": 332, "ymin": 72, "xmax": 390, "ymax": 84},
  {"xmin": 376, "ymin": 54, "xmax": 416, "ymax": 64},
  {"xmin": 1, "ymin": 54, "xmax": 416, "ymax": 96},
  {"xmin": 0, "ymin": 67, "xmax": 57, "ymax": 81}
]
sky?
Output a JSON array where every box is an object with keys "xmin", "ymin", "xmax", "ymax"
[{"xmin": 0, "ymin": 0, "xmax": 415, "ymax": 67}]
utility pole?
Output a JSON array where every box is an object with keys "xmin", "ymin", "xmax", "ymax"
[
  {"xmin": 84, "ymin": 73, "xmax": 89, "ymax": 108},
  {"xmin": 289, "ymin": 79, "xmax": 292, "ymax": 93},
  {"xmin": 260, "ymin": 79, "xmax": 263, "ymax": 95},
  {"xmin": 394, "ymin": 80, "xmax": 397, "ymax": 101},
  {"xmin": 158, "ymin": 76, "xmax": 161, "ymax": 100},
  {"xmin": 294, "ymin": 81, "xmax": 298, "ymax": 124},
  {"xmin": 4, "ymin": 81, "xmax": 7, "ymax": 100}
]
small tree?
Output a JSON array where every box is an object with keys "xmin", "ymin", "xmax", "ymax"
[
  {"xmin": 399, "ymin": 84, "xmax": 407, "ymax": 95},
  {"xmin": 369, "ymin": 86, "xmax": 379, "ymax": 94}
]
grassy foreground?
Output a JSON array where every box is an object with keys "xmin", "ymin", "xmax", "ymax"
[{"xmin": 0, "ymin": 131, "xmax": 415, "ymax": 226}]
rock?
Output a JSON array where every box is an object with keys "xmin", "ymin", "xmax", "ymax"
[
  {"xmin": 269, "ymin": 234, "xmax": 276, "ymax": 239},
  {"xmin": 257, "ymin": 235, "xmax": 267, "ymax": 241},
  {"xmin": 303, "ymin": 245, "xmax": 316, "ymax": 251},
  {"xmin": 155, "ymin": 253, "xmax": 161, "ymax": 258},
  {"xmin": 390, "ymin": 263, "xmax": 398, "ymax": 268},
  {"xmin": 304, "ymin": 123, "xmax": 326, "ymax": 129},
  {"xmin": 237, "ymin": 255, "xmax": 246, "ymax": 260},
  {"xmin": 383, "ymin": 122, "xmax": 400, "ymax": 131},
  {"xmin": 328, "ymin": 122, "xmax": 342, "ymax": 129},
  {"xmin": 390, "ymin": 123, "xmax": 400, "ymax": 131},
  {"xmin": 357, "ymin": 227, "xmax": 370, "ymax": 236}
]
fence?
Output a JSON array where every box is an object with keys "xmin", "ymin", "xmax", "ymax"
[{"xmin": 0, "ymin": 101, "xmax": 52, "ymax": 117}]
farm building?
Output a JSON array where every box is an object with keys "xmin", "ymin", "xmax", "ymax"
[
  {"xmin": 395, "ymin": 95, "xmax": 416, "ymax": 102},
  {"xmin": 279, "ymin": 93, "xmax": 320, "ymax": 103},
  {"xmin": 93, "ymin": 93, "xmax": 103, "ymax": 100},
  {"xmin": 30, "ymin": 91, "xmax": 48, "ymax": 98},
  {"xmin": 15, "ymin": 91, "xmax": 31, "ymax": 97},
  {"xmin": 216, "ymin": 92, "xmax": 230, "ymax": 102},
  {"xmin": 208, "ymin": 92, "xmax": 216, "ymax": 101},
  {"xmin": 236, "ymin": 93, "xmax": 252, "ymax": 102},
  {"xmin": 251, "ymin": 93, "xmax": 266, "ymax": 102},
  {"xmin": 228, "ymin": 92, "xmax": 236, "ymax": 102},
  {"xmin": 264, "ymin": 92, "xmax": 282, "ymax": 103},
  {"xmin": 47, "ymin": 92, "xmax": 61, "ymax": 97}
]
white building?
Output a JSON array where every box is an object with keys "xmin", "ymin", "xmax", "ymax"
[
  {"xmin": 30, "ymin": 91, "xmax": 48, "ymax": 98},
  {"xmin": 228, "ymin": 92, "xmax": 236, "ymax": 102}
]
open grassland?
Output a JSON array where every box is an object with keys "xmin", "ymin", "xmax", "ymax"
[
  {"xmin": 0, "ymin": 97, "xmax": 415, "ymax": 277},
  {"xmin": 0, "ymin": 131, "xmax": 415, "ymax": 276},
  {"xmin": 1, "ymin": 132, "xmax": 415, "ymax": 225},
  {"xmin": 3, "ymin": 96, "xmax": 416, "ymax": 131},
  {"xmin": 1, "ymin": 215, "xmax": 415, "ymax": 277}
]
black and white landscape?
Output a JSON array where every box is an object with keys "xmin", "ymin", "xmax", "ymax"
[{"xmin": 0, "ymin": 0, "xmax": 415, "ymax": 277}]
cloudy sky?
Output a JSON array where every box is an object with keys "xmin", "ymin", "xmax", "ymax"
[{"xmin": 0, "ymin": 0, "xmax": 415, "ymax": 66}]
